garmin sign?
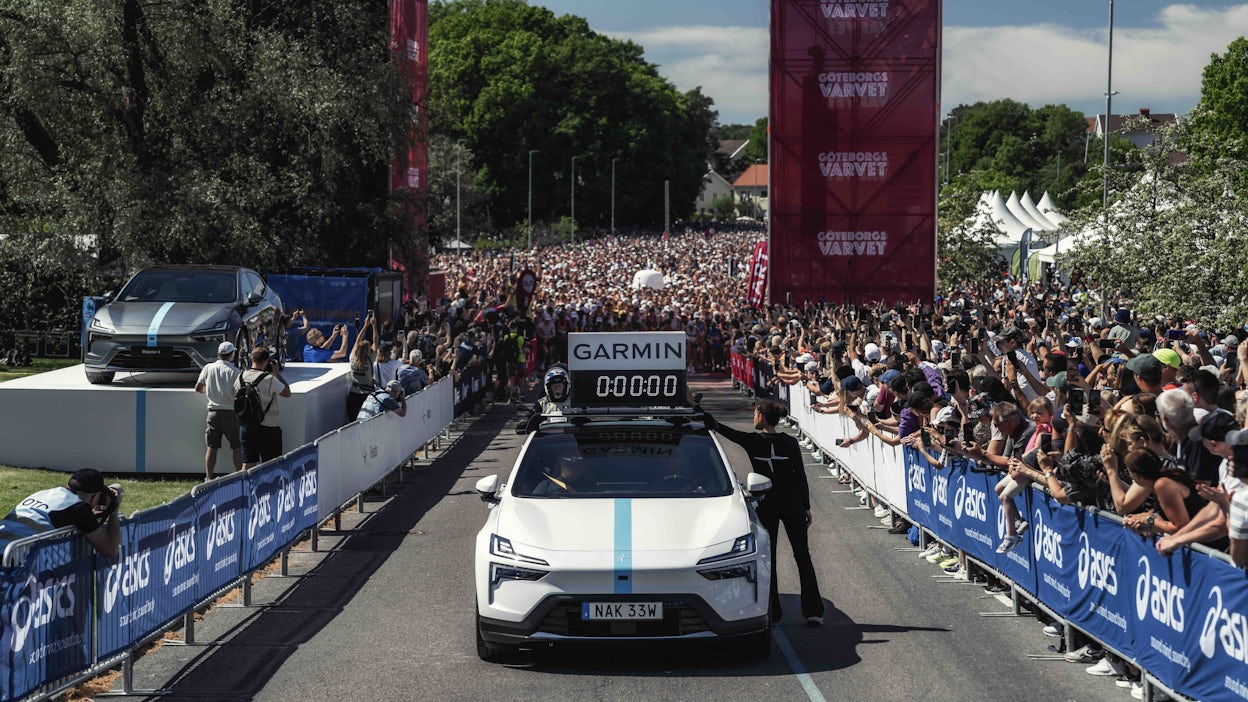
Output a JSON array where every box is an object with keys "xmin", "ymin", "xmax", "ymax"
[{"xmin": 569, "ymin": 333, "xmax": 686, "ymax": 371}]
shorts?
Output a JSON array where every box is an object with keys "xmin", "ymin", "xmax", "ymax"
[
  {"xmin": 239, "ymin": 424, "xmax": 283, "ymax": 464},
  {"xmin": 206, "ymin": 410, "xmax": 240, "ymax": 449}
]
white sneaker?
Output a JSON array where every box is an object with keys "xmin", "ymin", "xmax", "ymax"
[
  {"xmin": 953, "ymin": 567, "xmax": 970, "ymax": 581},
  {"xmin": 1130, "ymin": 682, "xmax": 1143, "ymax": 700},
  {"xmin": 812, "ymin": 451, "xmax": 823, "ymax": 462},
  {"xmin": 926, "ymin": 548, "xmax": 951, "ymax": 563},
  {"xmin": 873, "ymin": 505, "xmax": 889, "ymax": 518},
  {"xmin": 920, "ymin": 544, "xmax": 941, "ymax": 558},
  {"xmin": 1086, "ymin": 657, "xmax": 1125, "ymax": 677},
  {"xmin": 857, "ymin": 493, "xmax": 867, "ymax": 506},
  {"xmin": 1042, "ymin": 624, "xmax": 1061, "ymax": 637},
  {"xmin": 880, "ymin": 516, "xmax": 893, "ymax": 525}
]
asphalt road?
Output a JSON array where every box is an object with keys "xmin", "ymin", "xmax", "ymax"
[{"xmin": 120, "ymin": 378, "xmax": 1122, "ymax": 702}]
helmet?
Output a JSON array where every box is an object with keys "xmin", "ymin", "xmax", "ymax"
[{"xmin": 544, "ymin": 366, "xmax": 570, "ymax": 401}]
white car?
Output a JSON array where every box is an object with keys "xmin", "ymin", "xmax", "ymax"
[{"xmin": 473, "ymin": 417, "xmax": 774, "ymax": 662}]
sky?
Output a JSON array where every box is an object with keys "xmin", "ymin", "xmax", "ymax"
[{"xmin": 533, "ymin": 0, "xmax": 1248, "ymax": 125}]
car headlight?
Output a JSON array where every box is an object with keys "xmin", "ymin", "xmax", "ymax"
[
  {"xmin": 490, "ymin": 534, "xmax": 549, "ymax": 566},
  {"xmin": 490, "ymin": 563, "xmax": 547, "ymax": 587},
  {"xmin": 196, "ymin": 320, "xmax": 230, "ymax": 332},
  {"xmin": 191, "ymin": 333, "xmax": 228, "ymax": 343},
  {"xmin": 89, "ymin": 317, "xmax": 114, "ymax": 333},
  {"xmin": 697, "ymin": 532, "xmax": 756, "ymax": 565},
  {"xmin": 697, "ymin": 561, "xmax": 757, "ymax": 582}
]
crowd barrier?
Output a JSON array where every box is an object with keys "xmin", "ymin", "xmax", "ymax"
[
  {"xmin": 0, "ymin": 375, "xmax": 468, "ymax": 701},
  {"xmin": 454, "ymin": 365, "xmax": 490, "ymax": 417},
  {"xmin": 728, "ymin": 353, "xmax": 1248, "ymax": 702}
]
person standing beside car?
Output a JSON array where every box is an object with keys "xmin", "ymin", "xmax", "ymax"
[
  {"xmin": 236, "ymin": 347, "xmax": 291, "ymax": 469},
  {"xmin": 195, "ymin": 341, "xmax": 243, "ymax": 481},
  {"xmin": 702, "ymin": 399, "xmax": 825, "ymax": 626}
]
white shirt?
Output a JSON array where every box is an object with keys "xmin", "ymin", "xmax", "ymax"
[
  {"xmin": 1229, "ymin": 489, "xmax": 1248, "ymax": 542},
  {"xmin": 197, "ymin": 359, "xmax": 241, "ymax": 410},
  {"xmin": 374, "ymin": 359, "xmax": 403, "ymax": 385}
]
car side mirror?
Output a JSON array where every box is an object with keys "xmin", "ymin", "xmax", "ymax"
[
  {"xmin": 746, "ymin": 473, "xmax": 772, "ymax": 494},
  {"xmin": 476, "ymin": 475, "xmax": 500, "ymax": 503},
  {"xmin": 102, "ymin": 290, "xmax": 115, "ymax": 303},
  {"xmin": 247, "ymin": 291, "xmax": 263, "ymax": 306}
]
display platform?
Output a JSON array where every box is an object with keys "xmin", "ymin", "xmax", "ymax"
[{"xmin": 0, "ymin": 363, "xmax": 351, "ymax": 474}]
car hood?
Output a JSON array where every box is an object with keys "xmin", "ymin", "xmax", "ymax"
[
  {"xmin": 497, "ymin": 495, "xmax": 748, "ymax": 553},
  {"xmin": 99, "ymin": 302, "xmax": 233, "ymax": 335}
]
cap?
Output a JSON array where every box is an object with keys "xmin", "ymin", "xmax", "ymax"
[
  {"xmin": 69, "ymin": 469, "xmax": 107, "ymax": 495},
  {"xmin": 1223, "ymin": 335, "xmax": 1241, "ymax": 348},
  {"xmin": 863, "ymin": 343, "xmax": 882, "ymax": 362},
  {"xmin": 935, "ymin": 405, "xmax": 960, "ymax": 425},
  {"xmin": 218, "ymin": 341, "xmax": 237, "ymax": 356},
  {"xmin": 1045, "ymin": 371, "xmax": 1068, "ymax": 389},
  {"xmin": 795, "ymin": 353, "xmax": 814, "ymax": 365},
  {"xmin": 841, "ymin": 376, "xmax": 864, "ymax": 392},
  {"xmin": 1152, "ymin": 348, "xmax": 1181, "ymax": 370},
  {"xmin": 1114, "ymin": 308, "xmax": 1133, "ymax": 325},
  {"xmin": 1126, "ymin": 353, "xmax": 1164, "ymax": 381},
  {"xmin": 1089, "ymin": 317, "xmax": 1105, "ymax": 329},
  {"xmin": 1065, "ymin": 337, "xmax": 1083, "ymax": 349},
  {"xmin": 1200, "ymin": 410, "xmax": 1238, "ymax": 442},
  {"xmin": 385, "ymin": 380, "xmax": 404, "ymax": 393},
  {"xmin": 804, "ymin": 361, "xmax": 819, "ymax": 372},
  {"xmin": 879, "ymin": 369, "xmax": 902, "ymax": 385},
  {"xmin": 998, "ymin": 325, "xmax": 1027, "ymax": 343},
  {"xmin": 409, "ymin": 350, "xmax": 422, "ymax": 363}
]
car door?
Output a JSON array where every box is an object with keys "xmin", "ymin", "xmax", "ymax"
[{"xmin": 241, "ymin": 271, "xmax": 276, "ymax": 348}]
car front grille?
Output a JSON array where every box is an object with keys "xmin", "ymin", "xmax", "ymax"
[
  {"xmin": 110, "ymin": 350, "xmax": 196, "ymax": 370},
  {"xmin": 536, "ymin": 601, "xmax": 710, "ymax": 638}
]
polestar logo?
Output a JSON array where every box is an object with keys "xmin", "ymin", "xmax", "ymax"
[{"xmin": 753, "ymin": 445, "xmax": 788, "ymax": 472}]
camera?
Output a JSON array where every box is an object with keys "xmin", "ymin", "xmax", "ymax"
[
  {"xmin": 1097, "ymin": 339, "xmax": 1117, "ymax": 350},
  {"xmin": 1167, "ymin": 329, "xmax": 1185, "ymax": 341}
]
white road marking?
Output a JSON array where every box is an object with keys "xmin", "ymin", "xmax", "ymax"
[{"xmin": 774, "ymin": 627, "xmax": 827, "ymax": 702}]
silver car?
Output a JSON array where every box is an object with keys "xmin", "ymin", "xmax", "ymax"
[{"xmin": 83, "ymin": 266, "xmax": 286, "ymax": 385}]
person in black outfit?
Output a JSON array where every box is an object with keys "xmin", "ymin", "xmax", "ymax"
[{"xmin": 702, "ymin": 400, "xmax": 825, "ymax": 626}]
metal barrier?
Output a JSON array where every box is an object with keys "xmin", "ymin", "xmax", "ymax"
[
  {"xmin": 0, "ymin": 375, "xmax": 472, "ymax": 701},
  {"xmin": 736, "ymin": 358, "xmax": 1246, "ymax": 702}
]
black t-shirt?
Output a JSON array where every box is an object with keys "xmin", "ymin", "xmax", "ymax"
[
  {"xmin": 713, "ymin": 423, "xmax": 810, "ymax": 513},
  {"xmin": 1179, "ymin": 434, "xmax": 1222, "ymax": 485}
]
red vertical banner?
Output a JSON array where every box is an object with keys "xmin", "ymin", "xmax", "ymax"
[
  {"xmin": 389, "ymin": 0, "xmax": 429, "ymax": 301},
  {"xmin": 746, "ymin": 241, "xmax": 769, "ymax": 309},
  {"xmin": 769, "ymin": 0, "xmax": 941, "ymax": 305}
]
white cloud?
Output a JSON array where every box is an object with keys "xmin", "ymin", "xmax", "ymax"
[
  {"xmin": 607, "ymin": 3, "xmax": 1248, "ymax": 123},
  {"xmin": 944, "ymin": 4, "xmax": 1248, "ymax": 114}
]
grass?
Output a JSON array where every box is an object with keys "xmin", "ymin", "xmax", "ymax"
[
  {"xmin": 0, "ymin": 465, "xmax": 201, "ymax": 516},
  {"xmin": 0, "ymin": 357, "xmax": 80, "ymax": 383}
]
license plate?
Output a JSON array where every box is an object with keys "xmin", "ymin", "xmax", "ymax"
[
  {"xmin": 138, "ymin": 349, "xmax": 162, "ymax": 356},
  {"xmin": 581, "ymin": 602, "xmax": 663, "ymax": 621}
]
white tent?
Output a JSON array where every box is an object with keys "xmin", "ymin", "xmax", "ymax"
[
  {"xmin": 443, "ymin": 238, "xmax": 472, "ymax": 252},
  {"xmin": 987, "ymin": 190, "xmax": 1033, "ymax": 246},
  {"xmin": 1037, "ymin": 192, "xmax": 1068, "ymax": 225},
  {"xmin": 631, "ymin": 269, "xmax": 666, "ymax": 290},
  {"xmin": 1020, "ymin": 191, "xmax": 1061, "ymax": 231},
  {"xmin": 1007, "ymin": 191, "xmax": 1052, "ymax": 234}
]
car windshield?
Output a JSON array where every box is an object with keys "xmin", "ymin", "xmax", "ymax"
[
  {"xmin": 512, "ymin": 427, "xmax": 733, "ymax": 498},
  {"xmin": 118, "ymin": 270, "xmax": 238, "ymax": 303}
]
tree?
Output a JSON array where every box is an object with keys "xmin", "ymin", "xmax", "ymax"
[
  {"xmin": 744, "ymin": 117, "xmax": 768, "ymax": 164},
  {"xmin": 1060, "ymin": 120, "xmax": 1248, "ymax": 329},
  {"xmin": 428, "ymin": 0, "xmax": 716, "ymax": 230},
  {"xmin": 0, "ymin": 0, "xmax": 415, "ymax": 324},
  {"xmin": 1192, "ymin": 36, "xmax": 1248, "ymax": 156},
  {"xmin": 936, "ymin": 172, "xmax": 1006, "ymax": 289},
  {"xmin": 709, "ymin": 193, "xmax": 736, "ymax": 220}
]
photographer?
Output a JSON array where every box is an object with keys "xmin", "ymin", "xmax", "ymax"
[
  {"xmin": 0, "ymin": 469, "xmax": 123, "ymax": 559},
  {"xmin": 300, "ymin": 315, "xmax": 350, "ymax": 363},
  {"xmin": 235, "ymin": 347, "xmax": 291, "ymax": 469}
]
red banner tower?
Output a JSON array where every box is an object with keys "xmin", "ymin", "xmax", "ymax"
[{"xmin": 389, "ymin": 0, "xmax": 429, "ymax": 300}]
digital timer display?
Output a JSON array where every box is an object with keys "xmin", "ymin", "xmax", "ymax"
[{"xmin": 571, "ymin": 370, "xmax": 687, "ymax": 407}]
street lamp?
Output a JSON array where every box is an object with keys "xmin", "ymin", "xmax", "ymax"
[
  {"xmin": 611, "ymin": 158, "xmax": 620, "ymax": 236},
  {"xmin": 1103, "ymin": 0, "xmax": 1115, "ymax": 209},
  {"xmin": 528, "ymin": 149, "xmax": 539, "ymax": 248},
  {"xmin": 943, "ymin": 116, "xmax": 957, "ymax": 185},
  {"xmin": 570, "ymin": 156, "xmax": 579, "ymax": 242},
  {"xmin": 455, "ymin": 142, "xmax": 462, "ymax": 245}
]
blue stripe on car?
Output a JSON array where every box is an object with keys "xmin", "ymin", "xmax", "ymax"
[
  {"xmin": 147, "ymin": 302, "xmax": 175, "ymax": 347},
  {"xmin": 614, "ymin": 498, "xmax": 632, "ymax": 594}
]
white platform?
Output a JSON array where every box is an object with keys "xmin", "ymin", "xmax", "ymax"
[{"xmin": 0, "ymin": 364, "xmax": 351, "ymax": 474}]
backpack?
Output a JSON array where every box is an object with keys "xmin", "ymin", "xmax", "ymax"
[{"xmin": 234, "ymin": 371, "xmax": 273, "ymax": 426}]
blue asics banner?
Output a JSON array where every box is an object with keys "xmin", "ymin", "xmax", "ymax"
[
  {"xmin": 287, "ymin": 445, "xmax": 320, "ymax": 535},
  {"xmin": 2, "ymin": 534, "xmax": 94, "ymax": 701},
  {"xmin": 1030, "ymin": 487, "xmax": 1079, "ymax": 618},
  {"xmin": 992, "ymin": 480, "xmax": 1035, "ymax": 596},
  {"xmin": 1121, "ymin": 533, "xmax": 1205, "ymax": 693},
  {"xmin": 243, "ymin": 458, "xmax": 290, "ymax": 573},
  {"xmin": 1065, "ymin": 507, "xmax": 1133, "ymax": 659},
  {"xmin": 195, "ymin": 480, "xmax": 246, "ymax": 600},
  {"xmin": 947, "ymin": 462, "xmax": 998, "ymax": 568},
  {"xmin": 1190, "ymin": 555, "xmax": 1248, "ymax": 701},
  {"xmin": 96, "ymin": 520, "xmax": 154, "ymax": 660}
]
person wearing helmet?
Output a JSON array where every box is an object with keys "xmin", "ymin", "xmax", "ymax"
[{"xmin": 522, "ymin": 366, "xmax": 573, "ymax": 432}]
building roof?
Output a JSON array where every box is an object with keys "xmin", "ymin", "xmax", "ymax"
[
  {"xmin": 1090, "ymin": 108, "xmax": 1178, "ymax": 136},
  {"xmin": 718, "ymin": 139, "xmax": 750, "ymax": 160},
  {"xmin": 733, "ymin": 164, "xmax": 768, "ymax": 188}
]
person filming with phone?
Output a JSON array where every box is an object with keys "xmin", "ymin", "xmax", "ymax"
[{"xmin": 235, "ymin": 347, "xmax": 292, "ymax": 469}]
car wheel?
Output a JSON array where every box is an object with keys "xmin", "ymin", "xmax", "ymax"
[
  {"xmin": 235, "ymin": 328, "xmax": 252, "ymax": 365},
  {"xmin": 475, "ymin": 610, "xmax": 516, "ymax": 663},
  {"xmin": 85, "ymin": 369, "xmax": 115, "ymax": 385},
  {"xmin": 735, "ymin": 627, "xmax": 771, "ymax": 661}
]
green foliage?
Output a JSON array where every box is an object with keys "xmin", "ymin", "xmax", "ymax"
[
  {"xmin": 425, "ymin": 135, "xmax": 488, "ymax": 246},
  {"xmin": 943, "ymin": 100, "xmax": 1090, "ymax": 208},
  {"xmin": 709, "ymin": 193, "xmax": 736, "ymax": 220},
  {"xmin": 0, "ymin": 0, "xmax": 416, "ymax": 325},
  {"xmin": 715, "ymin": 123, "xmax": 755, "ymax": 141},
  {"xmin": 1059, "ymin": 121, "xmax": 1248, "ymax": 329},
  {"xmin": 936, "ymin": 172, "xmax": 1005, "ymax": 289},
  {"xmin": 1192, "ymin": 37, "xmax": 1248, "ymax": 157},
  {"xmin": 428, "ymin": 0, "xmax": 716, "ymax": 229},
  {"xmin": 0, "ymin": 232, "xmax": 110, "ymax": 330},
  {"xmin": 744, "ymin": 118, "xmax": 768, "ymax": 164}
]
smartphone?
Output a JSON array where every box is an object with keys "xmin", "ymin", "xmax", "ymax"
[
  {"xmin": 969, "ymin": 336, "xmax": 980, "ymax": 356},
  {"xmin": 1167, "ymin": 329, "xmax": 1185, "ymax": 341},
  {"xmin": 1040, "ymin": 433, "xmax": 1054, "ymax": 453},
  {"xmin": 1068, "ymin": 388, "xmax": 1085, "ymax": 416},
  {"xmin": 1097, "ymin": 339, "xmax": 1117, "ymax": 350},
  {"xmin": 353, "ymin": 316, "xmax": 361, "ymax": 329}
]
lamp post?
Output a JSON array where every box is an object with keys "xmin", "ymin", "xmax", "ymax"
[
  {"xmin": 1103, "ymin": 0, "xmax": 1114, "ymax": 209},
  {"xmin": 611, "ymin": 158, "xmax": 619, "ymax": 236},
  {"xmin": 527, "ymin": 149, "xmax": 539, "ymax": 248},
  {"xmin": 943, "ymin": 116, "xmax": 956, "ymax": 185},
  {"xmin": 455, "ymin": 142, "xmax": 462, "ymax": 245},
  {"xmin": 570, "ymin": 156, "xmax": 578, "ymax": 242}
]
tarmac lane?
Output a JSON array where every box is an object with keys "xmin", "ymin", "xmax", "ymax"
[{"xmin": 118, "ymin": 379, "xmax": 1121, "ymax": 701}]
